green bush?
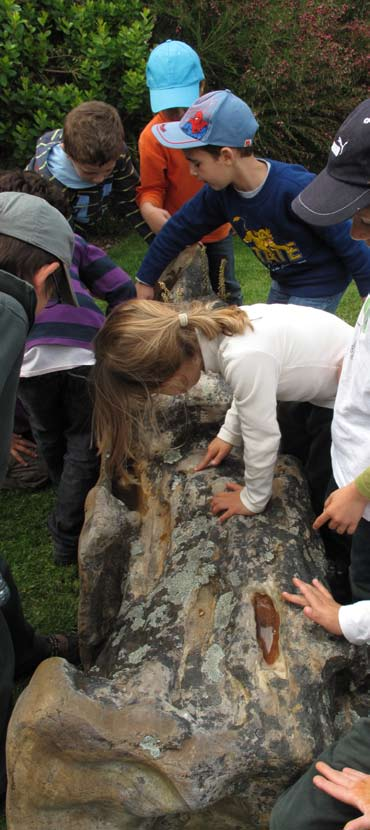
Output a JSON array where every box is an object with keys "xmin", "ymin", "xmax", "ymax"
[
  {"xmin": 0, "ymin": 0, "xmax": 154, "ymax": 164},
  {"xmin": 151, "ymin": 0, "xmax": 369, "ymax": 170}
]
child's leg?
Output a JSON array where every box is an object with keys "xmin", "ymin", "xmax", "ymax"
[
  {"xmin": 18, "ymin": 373, "xmax": 65, "ymax": 484},
  {"xmin": 47, "ymin": 366, "xmax": 100, "ymax": 565},
  {"xmin": 270, "ymin": 718, "xmax": 370, "ymax": 830},
  {"xmin": 350, "ymin": 517, "xmax": 370, "ymax": 600},
  {"xmin": 205, "ymin": 233, "xmax": 243, "ymax": 305},
  {"xmin": 267, "ymin": 281, "xmax": 290, "ymax": 304},
  {"xmin": 267, "ymin": 289, "xmax": 345, "ymax": 314},
  {"xmin": 277, "ymin": 401, "xmax": 333, "ymax": 513}
]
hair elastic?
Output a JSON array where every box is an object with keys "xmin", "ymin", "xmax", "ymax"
[{"xmin": 178, "ymin": 312, "xmax": 189, "ymax": 327}]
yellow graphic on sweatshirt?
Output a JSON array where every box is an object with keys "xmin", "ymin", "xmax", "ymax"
[{"xmin": 233, "ymin": 221, "xmax": 303, "ymax": 266}]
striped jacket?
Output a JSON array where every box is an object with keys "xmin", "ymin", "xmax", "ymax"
[
  {"xmin": 25, "ymin": 234, "xmax": 136, "ymax": 351},
  {"xmin": 26, "ymin": 128, "xmax": 153, "ymax": 243}
]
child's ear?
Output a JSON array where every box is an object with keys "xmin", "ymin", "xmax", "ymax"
[
  {"xmin": 199, "ymin": 80, "xmax": 206, "ymax": 96},
  {"xmin": 219, "ymin": 147, "xmax": 235, "ymax": 164}
]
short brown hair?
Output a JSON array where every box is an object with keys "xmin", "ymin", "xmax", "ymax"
[
  {"xmin": 63, "ymin": 101, "xmax": 125, "ymax": 165},
  {"xmin": 202, "ymin": 144, "xmax": 254, "ymax": 158},
  {"xmin": 0, "ymin": 234, "xmax": 61, "ymax": 287},
  {"xmin": 0, "ymin": 169, "xmax": 70, "ymax": 217}
]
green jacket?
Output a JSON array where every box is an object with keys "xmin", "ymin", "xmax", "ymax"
[{"xmin": 0, "ymin": 269, "xmax": 36, "ymax": 482}]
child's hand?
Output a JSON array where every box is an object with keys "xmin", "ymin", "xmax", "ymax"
[
  {"xmin": 136, "ymin": 283, "xmax": 155, "ymax": 300},
  {"xmin": 281, "ymin": 576, "xmax": 342, "ymax": 635},
  {"xmin": 314, "ymin": 762, "xmax": 370, "ymax": 829},
  {"xmin": 194, "ymin": 437, "xmax": 232, "ymax": 471},
  {"xmin": 140, "ymin": 202, "xmax": 171, "ymax": 234},
  {"xmin": 313, "ymin": 481, "xmax": 369, "ymax": 535},
  {"xmin": 10, "ymin": 433, "xmax": 38, "ymax": 467},
  {"xmin": 211, "ymin": 482, "xmax": 256, "ymax": 523}
]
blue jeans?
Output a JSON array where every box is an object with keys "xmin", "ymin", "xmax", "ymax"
[
  {"xmin": 18, "ymin": 366, "xmax": 100, "ymax": 563},
  {"xmin": 267, "ymin": 280, "xmax": 345, "ymax": 313},
  {"xmin": 205, "ymin": 232, "xmax": 243, "ymax": 305}
]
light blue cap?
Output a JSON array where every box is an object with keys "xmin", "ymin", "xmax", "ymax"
[
  {"xmin": 146, "ymin": 40, "xmax": 205, "ymax": 114},
  {"xmin": 152, "ymin": 89, "xmax": 259, "ymax": 149}
]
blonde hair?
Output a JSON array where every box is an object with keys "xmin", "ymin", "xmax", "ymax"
[{"xmin": 93, "ymin": 299, "xmax": 251, "ymax": 482}]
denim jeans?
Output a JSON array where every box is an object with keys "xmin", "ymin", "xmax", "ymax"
[
  {"xmin": 205, "ymin": 232, "xmax": 243, "ymax": 305},
  {"xmin": 267, "ymin": 280, "xmax": 345, "ymax": 313},
  {"xmin": 18, "ymin": 366, "xmax": 100, "ymax": 561}
]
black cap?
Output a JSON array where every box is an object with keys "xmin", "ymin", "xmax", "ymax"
[{"xmin": 292, "ymin": 99, "xmax": 370, "ymax": 226}]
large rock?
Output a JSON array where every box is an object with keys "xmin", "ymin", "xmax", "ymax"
[
  {"xmin": 6, "ymin": 371, "xmax": 368, "ymax": 830},
  {"xmin": 6, "ymin": 248, "xmax": 368, "ymax": 828}
]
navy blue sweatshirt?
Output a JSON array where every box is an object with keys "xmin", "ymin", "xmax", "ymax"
[{"xmin": 137, "ymin": 159, "xmax": 370, "ymax": 298}]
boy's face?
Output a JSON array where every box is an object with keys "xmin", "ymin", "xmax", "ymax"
[
  {"xmin": 70, "ymin": 158, "xmax": 117, "ymax": 184},
  {"xmin": 163, "ymin": 108, "xmax": 187, "ymax": 122},
  {"xmin": 351, "ymin": 206, "xmax": 370, "ymax": 245},
  {"xmin": 184, "ymin": 148, "xmax": 235, "ymax": 190}
]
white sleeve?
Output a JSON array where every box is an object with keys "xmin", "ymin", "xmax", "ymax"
[
  {"xmin": 221, "ymin": 350, "xmax": 281, "ymax": 513},
  {"xmin": 338, "ymin": 602, "xmax": 370, "ymax": 644},
  {"xmin": 218, "ymin": 397, "xmax": 243, "ymax": 446}
]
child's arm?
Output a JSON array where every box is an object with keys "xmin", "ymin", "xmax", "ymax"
[
  {"xmin": 204, "ymin": 351, "xmax": 281, "ymax": 520},
  {"xmin": 136, "ymin": 187, "xmax": 227, "ymax": 299},
  {"xmin": 74, "ymin": 235, "xmax": 136, "ymax": 310},
  {"xmin": 137, "ymin": 129, "xmax": 172, "ymax": 233},
  {"xmin": 313, "ymin": 474, "xmax": 370, "ymax": 535},
  {"xmin": 139, "ymin": 203, "xmax": 172, "ymax": 234},
  {"xmin": 111, "ymin": 152, "xmax": 154, "ymax": 244},
  {"xmin": 308, "ymin": 220, "xmax": 370, "ymax": 300}
]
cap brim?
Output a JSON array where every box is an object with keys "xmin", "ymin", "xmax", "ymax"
[
  {"xmin": 152, "ymin": 121, "xmax": 209, "ymax": 149},
  {"xmin": 57, "ymin": 264, "xmax": 78, "ymax": 306},
  {"xmin": 150, "ymin": 83, "xmax": 201, "ymax": 114},
  {"xmin": 291, "ymin": 168, "xmax": 370, "ymax": 226}
]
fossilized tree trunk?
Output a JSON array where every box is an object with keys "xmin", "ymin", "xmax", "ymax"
[{"xmin": 6, "ymin": 248, "xmax": 368, "ymax": 829}]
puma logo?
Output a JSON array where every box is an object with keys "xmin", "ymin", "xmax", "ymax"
[{"xmin": 331, "ymin": 136, "xmax": 349, "ymax": 157}]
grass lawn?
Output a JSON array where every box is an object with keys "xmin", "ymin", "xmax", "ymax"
[{"xmin": 0, "ymin": 233, "xmax": 362, "ymax": 829}]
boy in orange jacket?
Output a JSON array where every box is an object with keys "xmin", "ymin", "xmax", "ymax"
[{"xmin": 136, "ymin": 39, "xmax": 243, "ymax": 305}]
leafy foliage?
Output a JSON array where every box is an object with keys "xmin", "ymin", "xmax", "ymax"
[
  {"xmin": 151, "ymin": 0, "xmax": 369, "ymax": 169},
  {"xmin": 0, "ymin": 0, "xmax": 154, "ymax": 164}
]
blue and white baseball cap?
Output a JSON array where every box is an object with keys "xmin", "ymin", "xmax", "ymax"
[
  {"xmin": 152, "ymin": 90, "xmax": 259, "ymax": 149},
  {"xmin": 146, "ymin": 40, "xmax": 205, "ymax": 114}
]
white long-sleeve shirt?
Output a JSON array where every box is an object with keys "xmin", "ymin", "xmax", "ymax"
[
  {"xmin": 339, "ymin": 602, "xmax": 370, "ymax": 644},
  {"xmin": 331, "ymin": 295, "xmax": 370, "ymax": 521},
  {"xmin": 197, "ymin": 304, "xmax": 352, "ymax": 512}
]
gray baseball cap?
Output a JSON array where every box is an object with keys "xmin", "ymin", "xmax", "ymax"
[{"xmin": 0, "ymin": 191, "xmax": 78, "ymax": 305}]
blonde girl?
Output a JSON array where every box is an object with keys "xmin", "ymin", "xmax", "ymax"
[{"xmin": 93, "ymin": 299, "xmax": 352, "ymax": 522}]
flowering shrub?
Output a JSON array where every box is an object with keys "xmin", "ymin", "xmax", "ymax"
[
  {"xmin": 0, "ymin": 0, "xmax": 154, "ymax": 164},
  {"xmin": 151, "ymin": 0, "xmax": 369, "ymax": 169}
]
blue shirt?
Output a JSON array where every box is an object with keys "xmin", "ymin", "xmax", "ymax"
[{"xmin": 137, "ymin": 159, "xmax": 370, "ymax": 298}]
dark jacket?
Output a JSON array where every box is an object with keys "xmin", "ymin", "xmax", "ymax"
[
  {"xmin": 27, "ymin": 128, "xmax": 153, "ymax": 243},
  {"xmin": 0, "ymin": 270, "xmax": 36, "ymax": 481}
]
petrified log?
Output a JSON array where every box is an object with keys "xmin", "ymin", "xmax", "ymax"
[
  {"xmin": 6, "ymin": 248, "xmax": 368, "ymax": 828},
  {"xmin": 6, "ymin": 371, "xmax": 367, "ymax": 830}
]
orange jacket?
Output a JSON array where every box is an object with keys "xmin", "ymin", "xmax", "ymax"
[{"xmin": 137, "ymin": 112, "xmax": 231, "ymax": 244}]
